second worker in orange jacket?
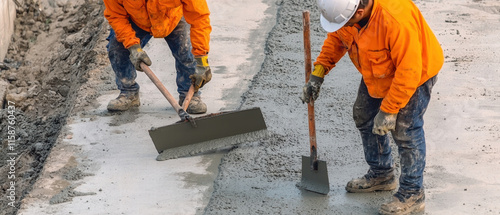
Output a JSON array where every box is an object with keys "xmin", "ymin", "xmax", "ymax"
[{"xmin": 301, "ymin": 0, "xmax": 443, "ymax": 214}]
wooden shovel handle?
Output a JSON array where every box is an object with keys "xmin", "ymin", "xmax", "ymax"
[
  {"xmin": 181, "ymin": 85, "xmax": 195, "ymax": 111},
  {"xmin": 303, "ymin": 11, "xmax": 318, "ymax": 156},
  {"xmin": 140, "ymin": 63, "xmax": 183, "ymax": 112}
]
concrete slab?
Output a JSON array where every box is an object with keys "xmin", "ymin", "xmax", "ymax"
[
  {"xmin": 18, "ymin": 0, "xmax": 277, "ymax": 214},
  {"xmin": 203, "ymin": 0, "xmax": 500, "ymax": 214}
]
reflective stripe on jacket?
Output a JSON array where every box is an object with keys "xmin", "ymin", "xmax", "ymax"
[
  {"xmin": 315, "ymin": 0, "xmax": 443, "ymax": 113},
  {"xmin": 103, "ymin": 0, "xmax": 211, "ymax": 56}
]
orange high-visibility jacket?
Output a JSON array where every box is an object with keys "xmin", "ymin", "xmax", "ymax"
[
  {"xmin": 315, "ymin": 0, "xmax": 443, "ymax": 114},
  {"xmin": 103, "ymin": 0, "xmax": 211, "ymax": 56}
]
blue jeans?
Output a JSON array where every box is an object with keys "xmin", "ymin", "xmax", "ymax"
[
  {"xmin": 352, "ymin": 76, "xmax": 437, "ymax": 193},
  {"xmin": 106, "ymin": 19, "xmax": 198, "ymax": 99}
]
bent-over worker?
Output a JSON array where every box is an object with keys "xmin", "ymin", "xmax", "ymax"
[
  {"xmin": 301, "ymin": 0, "xmax": 443, "ymax": 214},
  {"xmin": 103, "ymin": 0, "xmax": 212, "ymax": 113}
]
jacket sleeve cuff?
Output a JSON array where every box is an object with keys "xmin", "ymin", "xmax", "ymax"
[
  {"xmin": 123, "ymin": 38, "xmax": 140, "ymax": 49},
  {"xmin": 380, "ymin": 101, "xmax": 400, "ymax": 114},
  {"xmin": 311, "ymin": 64, "xmax": 326, "ymax": 78}
]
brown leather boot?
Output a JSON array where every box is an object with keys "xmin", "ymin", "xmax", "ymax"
[
  {"xmin": 179, "ymin": 96, "xmax": 207, "ymax": 114},
  {"xmin": 345, "ymin": 170, "xmax": 397, "ymax": 193},
  {"xmin": 107, "ymin": 92, "xmax": 140, "ymax": 111},
  {"xmin": 379, "ymin": 190, "xmax": 425, "ymax": 215}
]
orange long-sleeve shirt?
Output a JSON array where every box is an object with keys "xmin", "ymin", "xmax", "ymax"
[
  {"xmin": 315, "ymin": 0, "xmax": 443, "ymax": 114},
  {"xmin": 103, "ymin": 0, "xmax": 211, "ymax": 56}
]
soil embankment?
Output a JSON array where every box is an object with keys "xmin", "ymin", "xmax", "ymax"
[{"xmin": 0, "ymin": 1, "xmax": 109, "ymax": 214}]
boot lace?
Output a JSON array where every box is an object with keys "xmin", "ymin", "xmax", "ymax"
[{"xmin": 363, "ymin": 169, "xmax": 378, "ymax": 181}]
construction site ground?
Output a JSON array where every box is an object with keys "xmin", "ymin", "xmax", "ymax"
[{"xmin": 1, "ymin": 0, "xmax": 499, "ymax": 214}]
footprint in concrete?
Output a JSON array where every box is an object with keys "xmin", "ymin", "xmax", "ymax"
[
  {"xmin": 108, "ymin": 109, "xmax": 139, "ymax": 126},
  {"xmin": 213, "ymin": 65, "xmax": 228, "ymax": 74}
]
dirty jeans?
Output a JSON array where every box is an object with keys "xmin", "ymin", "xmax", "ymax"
[
  {"xmin": 352, "ymin": 76, "xmax": 437, "ymax": 193},
  {"xmin": 106, "ymin": 19, "xmax": 197, "ymax": 99}
]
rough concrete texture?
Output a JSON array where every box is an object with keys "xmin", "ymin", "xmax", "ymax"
[
  {"xmin": 15, "ymin": 0, "xmax": 277, "ymax": 214},
  {"xmin": 1, "ymin": 0, "xmax": 499, "ymax": 215},
  {"xmin": 204, "ymin": 0, "xmax": 500, "ymax": 214},
  {"xmin": 156, "ymin": 129, "xmax": 269, "ymax": 161}
]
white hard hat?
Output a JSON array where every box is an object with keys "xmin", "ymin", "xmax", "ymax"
[{"xmin": 317, "ymin": 0, "xmax": 360, "ymax": 32}]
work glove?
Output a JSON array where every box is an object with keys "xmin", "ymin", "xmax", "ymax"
[
  {"xmin": 300, "ymin": 64, "xmax": 326, "ymax": 103},
  {"xmin": 300, "ymin": 74, "xmax": 324, "ymax": 103},
  {"xmin": 190, "ymin": 55, "xmax": 212, "ymax": 92},
  {"xmin": 372, "ymin": 110, "xmax": 397, "ymax": 136},
  {"xmin": 128, "ymin": 44, "xmax": 152, "ymax": 71}
]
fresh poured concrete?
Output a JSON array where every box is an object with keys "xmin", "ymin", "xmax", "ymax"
[
  {"xmin": 18, "ymin": 0, "xmax": 277, "ymax": 214},
  {"xmin": 17, "ymin": 0, "xmax": 500, "ymax": 214}
]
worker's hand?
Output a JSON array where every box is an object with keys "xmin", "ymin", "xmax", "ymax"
[
  {"xmin": 300, "ymin": 74, "xmax": 324, "ymax": 103},
  {"xmin": 372, "ymin": 110, "xmax": 397, "ymax": 136},
  {"xmin": 128, "ymin": 44, "xmax": 152, "ymax": 72},
  {"xmin": 190, "ymin": 55, "xmax": 212, "ymax": 91}
]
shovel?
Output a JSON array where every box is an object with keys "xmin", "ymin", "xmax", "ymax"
[
  {"xmin": 140, "ymin": 63, "xmax": 268, "ymax": 161},
  {"xmin": 298, "ymin": 10, "xmax": 330, "ymax": 195}
]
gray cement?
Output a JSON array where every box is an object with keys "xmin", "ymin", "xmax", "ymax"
[
  {"xmin": 204, "ymin": 0, "xmax": 500, "ymax": 214},
  {"xmin": 156, "ymin": 129, "xmax": 269, "ymax": 161},
  {"xmin": 16, "ymin": 0, "xmax": 279, "ymax": 214},
  {"xmin": 204, "ymin": 1, "xmax": 381, "ymax": 212},
  {"xmin": 7, "ymin": 0, "xmax": 500, "ymax": 214}
]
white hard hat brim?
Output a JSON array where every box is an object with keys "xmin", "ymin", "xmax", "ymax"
[{"xmin": 320, "ymin": 14, "xmax": 349, "ymax": 33}]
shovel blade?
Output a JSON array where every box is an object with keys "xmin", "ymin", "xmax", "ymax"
[
  {"xmin": 149, "ymin": 107, "xmax": 267, "ymax": 154},
  {"xmin": 299, "ymin": 155, "xmax": 329, "ymax": 195}
]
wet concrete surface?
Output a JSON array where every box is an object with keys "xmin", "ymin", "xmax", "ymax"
[
  {"xmin": 18, "ymin": 0, "xmax": 277, "ymax": 214},
  {"xmin": 204, "ymin": 0, "xmax": 500, "ymax": 214},
  {"xmin": 13, "ymin": 0, "xmax": 500, "ymax": 214}
]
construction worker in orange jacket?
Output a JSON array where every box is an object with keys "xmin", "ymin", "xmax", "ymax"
[
  {"xmin": 103, "ymin": 0, "xmax": 212, "ymax": 113},
  {"xmin": 301, "ymin": 0, "xmax": 443, "ymax": 214}
]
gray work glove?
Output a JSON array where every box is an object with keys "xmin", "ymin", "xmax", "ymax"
[
  {"xmin": 128, "ymin": 44, "xmax": 152, "ymax": 71},
  {"xmin": 300, "ymin": 74, "xmax": 324, "ymax": 103},
  {"xmin": 372, "ymin": 110, "xmax": 397, "ymax": 135},
  {"xmin": 190, "ymin": 55, "xmax": 212, "ymax": 92}
]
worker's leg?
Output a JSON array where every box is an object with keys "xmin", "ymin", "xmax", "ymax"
[
  {"xmin": 164, "ymin": 19, "xmax": 198, "ymax": 99},
  {"xmin": 353, "ymin": 79, "xmax": 394, "ymax": 175},
  {"xmin": 379, "ymin": 75, "xmax": 437, "ymax": 214},
  {"xmin": 107, "ymin": 21, "xmax": 152, "ymax": 94},
  {"xmin": 347, "ymin": 79, "xmax": 396, "ymax": 192},
  {"xmin": 164, "ymin": 19, "xmax": 206, "ymax": 114},
  {"xmin": 392, "ymin": 75, "xmax": 437, "ymax": 193},
  {"xmin": 106, "ymin": 21, "xmax": 152, "ymax": 111}
]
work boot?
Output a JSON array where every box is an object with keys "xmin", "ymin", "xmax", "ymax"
[
  {"xmin": 379, "ymin": 190, "xmax": 425, "ymax": 215},
  {"xmin": 107, "ymin": 92, "xmax": 140, "ymax": 111},
  {"xmin": 178, "ymin": 96, "xmax": 207, "ymax": 114},
  {"xmin": 345, "ymin": 169, "xmax": 397, "ymax": 193}
]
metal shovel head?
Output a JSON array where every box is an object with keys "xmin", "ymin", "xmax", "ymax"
[
  {"xmin": 299, "ymin": 155, "xmax": 330, "ymax": 195},
  {"xmin": 149, "ymin": 107, "xmax": 267, "ymax": 154}
]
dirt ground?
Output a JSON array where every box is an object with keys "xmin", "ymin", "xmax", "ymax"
[
  {"xmin": 1, "ymin": 0, "xmax": 499, "ymax": 214},
  {"xmin": 1, "ymin": 0, "xmax": 110, "ymax": 214}
]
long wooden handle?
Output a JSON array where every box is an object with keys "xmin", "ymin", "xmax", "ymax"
[
  {"xmin": 182, "ymin": 85, "xmax": 195, "ymax": 111},
  {"xmin": 303, "ymin": 11, "xmax": 318, "ymax": 157},
  {"xmin": 140, "ymin": 63, "xmax": 183, "ymax": 112}
]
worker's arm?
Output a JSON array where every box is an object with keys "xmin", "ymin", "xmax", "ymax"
[
  {"xmin": 103, "ymin": 0, "xmax": 140, "ymax": 49},
  {"xmin": 373, "ymin": 21, "xmax": 423, "ymax": 135},
  {"xmin": 181, "ymin": 0, "xmax": 211, "ymax": 56},
  {"xmin": 313, "ymin": 30, "xmax": 350, "ymax": 78},
  {"xmin": 182, "ymin": 0, "xmax": 212, "ymax": 90},
  {"xmin": 301, "ymin": 30, "xmax": 349, "ymax": 103},
  {"xmin": 380, "ymin": 22, "xmax": 423, "ymax": 114}
]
